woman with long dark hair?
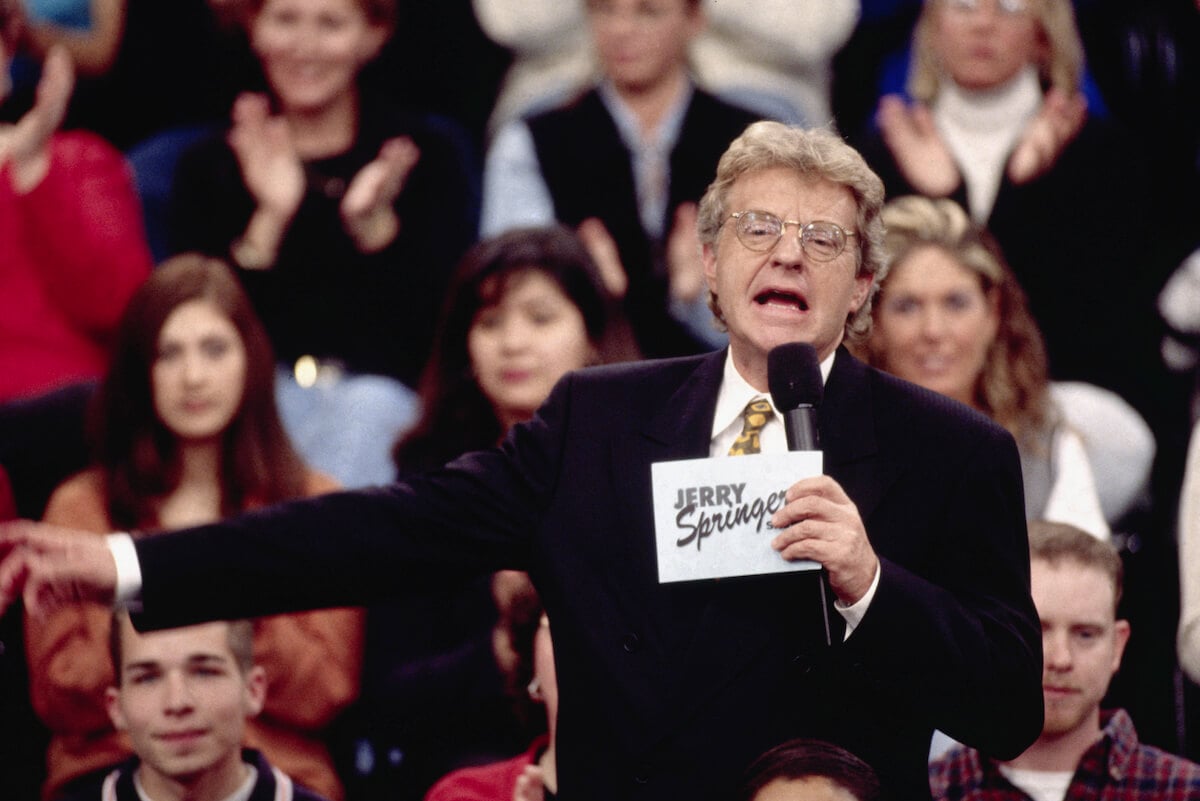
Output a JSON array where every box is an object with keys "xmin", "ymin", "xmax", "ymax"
[
  {"xmin": 27, "ymin": 254, "xmax": 361, "ymax": 801},
  {"xmin": 352, "ymin": 226, "xmax": 607, "ymax": 800},
  {"xmin": 394, "ymin": 225, "xmax": 609, "ymax": 472}
]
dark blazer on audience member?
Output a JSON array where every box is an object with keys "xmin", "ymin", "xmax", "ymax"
[
  {"xmin": 527, "ymin": 88, "xmax": 761, "ymax": 357},
  {"xmin": 129, "ymin": 348, "xmax": 1042, "ymax": 801}
]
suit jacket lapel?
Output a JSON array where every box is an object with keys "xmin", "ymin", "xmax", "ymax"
[
  {"xmin": 665, "ymin": 350, "xmax": 901, "ymax": 728},
  {"xmin": 821, "ymin": 348, "xmax": 892, "ymax": 524}
]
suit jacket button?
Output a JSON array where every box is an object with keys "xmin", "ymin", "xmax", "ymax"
[
  {"xmin": 622, "ymin": 633, "xmax": 640, "ymax": 653},
  {"xmin": 792, "ymin": 654, "xmax": 814, "ymax": 674}
]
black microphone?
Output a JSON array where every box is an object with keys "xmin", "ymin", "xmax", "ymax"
[
  {"xmin": 767, "ymin": 342, "xmax": 833, "ymax": 645},
  {"xmin": 768, "ymin": 342, "xmax": 823, "ymax": 451}
]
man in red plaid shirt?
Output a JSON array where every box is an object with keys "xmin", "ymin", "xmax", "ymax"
[{"xmin": 930, "ymin": 521, "xmax": 1200, "ymax": 801}]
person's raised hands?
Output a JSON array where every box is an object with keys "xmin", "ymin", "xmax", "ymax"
[
  {"xmin": 0, "ymin": 520, "xmax": 118, "ymax": 619},
  {"xmin": 666, "ymin": 202, "xmax": 705, "ymax": 304},
  {"xmin": 228, "ymin": 92, "xmax": 305, "ymax": 223},
  {"xmin": 1, "ymin": 43, "xmax": 74, "ymax": 192},
  {"xmin": 876, "ymin": 94, "xmax": 960, "ymax": 197},
  {"xmin": 513, "ymin": 764, "xmax": 546, "ymax": 801},
  {"xmin": 340, "ymin": 135, "xmax": 419, "ymax": 253},
  {"xmin": 1007, "ymin": 88, "xmax": 1086, "ymax": 184},
  {"xmin": 576, "ymin": 217, "xmax": 628, "ymax": 299}
]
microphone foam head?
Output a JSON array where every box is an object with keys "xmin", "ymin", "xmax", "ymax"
[{"xmin": 768, "ymin": 343, "xmax": 823, "ymax": 411}]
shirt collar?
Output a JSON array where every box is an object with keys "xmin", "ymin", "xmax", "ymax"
[
  {"xmin": 596, "ymin": 77, "xmax": 693, "ymax": 154},
  {"xmin": 933, "ymin": 64, "xmax": 1041, "ymax": 135},
  {"xmin": 711, "ymin": 347, "xmax": 835, "ymax": 440}
]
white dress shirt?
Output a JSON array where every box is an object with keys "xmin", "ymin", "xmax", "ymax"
[{"xmin": 710, "ymin": 349, "xmax": 878, "ymax": 635}]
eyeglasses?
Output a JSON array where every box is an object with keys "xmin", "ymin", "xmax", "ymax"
[
  {"xmin": 727, "ymin": 211, "xmax": 858, "ymax": 262},
  {"xmin": 943, "ymin": 0, "xmax": 1030, "ymax": 17}
]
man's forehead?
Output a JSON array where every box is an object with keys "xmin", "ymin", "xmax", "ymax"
[
  {"xmin": 1031, "ymin": 559, "xmax": 1118, "ymax": 615},
  {"xmin": 727, "ymin": 169, "xmax": 855, "ymax": 215},
  {"xmin": 121, "ymin": 622, "xmax": 235, "ymax": 665}
]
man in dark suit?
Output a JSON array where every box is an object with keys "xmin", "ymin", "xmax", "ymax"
[{"xmin": 1, "ymin": 122, "xmax": 1042, "ymax": 801}]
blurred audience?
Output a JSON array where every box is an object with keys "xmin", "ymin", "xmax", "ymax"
[
  {"xmin": 481, "ymin": 0, "xmax": 760, "ymax": 356},
  {"xmin": 25, "ymin": 255, "xmax": 361, "ymax": 801},
  {"xmin": 854, "ymin": 0, "xmax": 1167, "ymax": 430},
  {"xmin": 348, "ymin": 227, "xmax": 607, "ymax": 801},
  {"xmin": 931, "ymin": 521, "xmax": 1200, "ymax": 801},
  {"xmin": 0, "ymin": 10, "xmax": 151, "ymax": 403},
  {"xmin": 472, "ymin": 0, "xmax": 593, "ymax": 138},
  {"xmin": 690, "ymin": 0, "xmax": 859, "ymax": 127},
  {"xmin": 862, "ymin": 196, "xmax": 1110, "ymax": 538},
  {"xmin": 475, "ymin": 0, "xmax": 860, "ymax": 136},
  {"xmin": 16, "ymin": 0, "xmax": 125, "ymax": 77},
  {"xmin": 1176, "ymin": 420, "xmax": 1200, "ymax": 684},
  {"xmin": 168, "ymin": 0, "xmax": 478, "ymax": 487}
]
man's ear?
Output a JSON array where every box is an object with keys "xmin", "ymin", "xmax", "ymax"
[
  {"xmin": 702, "ymin": 242, "xmax": 719, "ymax": 292},
  {"xmin": 105, "ymin": 686, "xmax": 127, "ymax": 732},
  {"xmin": 849, "ymin": 271, "xmax": 874, "ymax": 315},
  {"xmin": 1112, "ymin": 619, "xmax": 1132, "ymax": 673},
  {"xmin": 243, "ymin": 665, "xmax": 267, "ymax": 718}
]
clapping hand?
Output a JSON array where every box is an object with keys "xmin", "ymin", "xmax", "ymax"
[
  {"xmin": 1, "ymin": 44, "xmax": 74, "ymax": 192},
  {"xmin": 228, "ymin": 92, "xmax": 306, "ymax": 222},
  {"xmin": 876, "ymin": 94, "xmax": 960, "ymax": 197},
  {"xmin": 576, "ymin": 217, "xmax": 628, "ymax": 299},
  {"xmin": 666, "ymin": 202, "xmax": 705, "ymax": 303},
  {"xmin": 1007, "ymin": 88, "xmax": 1086, "ymax": 184},
  {"xmin": 341, "ymin": 136, "xmax": 419, "ymax": 252}
]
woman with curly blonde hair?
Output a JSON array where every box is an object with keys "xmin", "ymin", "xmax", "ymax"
[{"xmin": 862, "ymin": 195, "xmax": 1108, "ymax": 539}]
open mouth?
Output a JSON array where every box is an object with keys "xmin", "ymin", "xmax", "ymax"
[{"xmin": 754, "ymin": 290, "xmax": 808, "ymax": 312}]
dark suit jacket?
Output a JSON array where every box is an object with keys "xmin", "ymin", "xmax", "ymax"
[{"xmin": 134, "ymin": 348, "xmax": 1042, "ymax": 801}]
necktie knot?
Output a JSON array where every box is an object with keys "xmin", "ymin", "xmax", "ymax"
[{"xmin": 728, "ymin": 399, "xmax": 774, "ymax": 456}]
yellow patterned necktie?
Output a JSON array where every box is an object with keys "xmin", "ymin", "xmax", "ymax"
[{"xmin": 728, "ymin": 399, "xmax": 774, "ymax": 456}]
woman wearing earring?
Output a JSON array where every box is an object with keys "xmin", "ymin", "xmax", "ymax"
[{"xmin": 26, "ymin": 255, "xmax": 362, "ymax": 801}]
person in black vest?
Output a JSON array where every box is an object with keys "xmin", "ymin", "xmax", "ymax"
[{"xmin": 480, "ymin": 0, "xmax": 762, "ymax": 358}]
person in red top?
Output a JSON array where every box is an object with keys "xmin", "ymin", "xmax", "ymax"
[
  {"xmin": 0, "ymin": 1, "xmax": 152, "ymax": 402},
  {"xmin": 425, "ymin": 577, "xmax": 558, "ymax": 801}
]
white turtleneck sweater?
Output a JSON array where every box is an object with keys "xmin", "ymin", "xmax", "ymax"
[{"xmin": 932, "ymin": 66, "xmax": 1043, "ymax": 223}]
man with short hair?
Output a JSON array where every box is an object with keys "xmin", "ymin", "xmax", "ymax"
[
  {"xmin": 738, "ymin": 738, "xmax": 884, "ymax": 801},
  {"xmin": 930, "ymin": 521, "xmax": 1200, "ymax": 801},
  {"xmin": 61, "ymin": 612, "xmax": 329, "ymax": 801},
  {"xmin": 2, "ymin": 122, "xmax": 1041, "ymax": 801},
  {"xmin": 482, "ymin": 0, "xmax": 761, "ymax": 355}
]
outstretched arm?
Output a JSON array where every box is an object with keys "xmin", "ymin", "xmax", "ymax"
[{"xmin": 0, "ymin": 520, "xmax": 118, "ymax": 618}]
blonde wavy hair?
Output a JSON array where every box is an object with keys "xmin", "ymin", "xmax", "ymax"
[
  {"xmin": 696, "ymin": 121, "xmax": 888, "ymax": 344},
  {"xmin": 907, "ymin": 0, "xmax": 1085, "ymax": 103},
  {"xmin": 864, "ymin": 196, "xmax": 1053, "ymax": 446}
]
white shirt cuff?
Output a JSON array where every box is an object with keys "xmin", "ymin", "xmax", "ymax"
[
  {"xmin": 105, "ymin": 533, "xmax": 143, "ymax": 611},
  {"xmin": 835, "ymin": 561, "xmax": 880, "ymax": 639}
]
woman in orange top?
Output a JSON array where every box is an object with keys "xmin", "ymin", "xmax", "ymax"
[{"xmin": 26, "ymin": 254, "xmax": 361, "ymax": 801}]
